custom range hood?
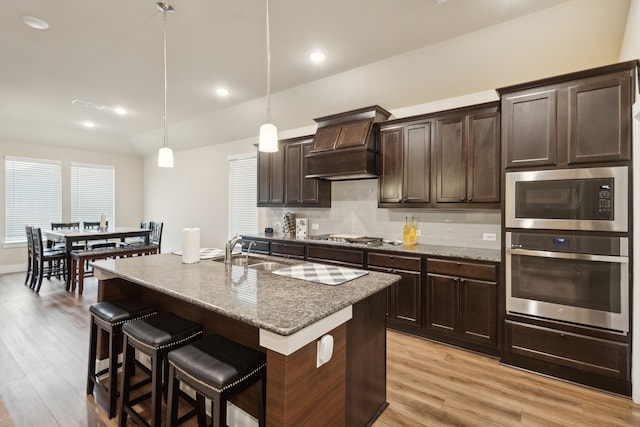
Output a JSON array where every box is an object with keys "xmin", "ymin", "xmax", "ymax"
[{"xmin": 305, "ymin": 105, "xmax": 391, "ymax": 180}]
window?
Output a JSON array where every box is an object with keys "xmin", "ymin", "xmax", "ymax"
[
  {"xmin": 228, "ymin": 154, "xmax": 258, "ymax": 239},
  {"xmin": 70, "ymin": 163, "xmax": 115, "ymax": 227},
  {"xmin": 4, "ymin": 156, "xmax": 62, "ymax": 244}
]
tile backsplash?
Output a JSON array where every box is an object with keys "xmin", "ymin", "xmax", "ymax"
[{"xmin": 261, "ymin": 180, "xmax": 501, "ymax": 250}]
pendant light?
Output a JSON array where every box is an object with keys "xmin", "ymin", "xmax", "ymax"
[
  {"xmin": 258, "ymin": 0, "xmax": 278, "ymax": 152},
  {"xmin": 157, "ymin": 2, "xmax": 174, "ymax": 167}
]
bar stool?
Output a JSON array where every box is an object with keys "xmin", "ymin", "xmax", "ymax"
[
  {"xmin": 166, "ymin": 334, "xmax": 266, "ymax": 427},
  {"xmin": 87, "ymin": 299, "xmax": 157, "ymax": 419},
  {"xmin": 119, "ymin": 312, "xmax": 203, "ymax": 427}
]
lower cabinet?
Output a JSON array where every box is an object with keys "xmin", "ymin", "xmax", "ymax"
[
  {"xmin": 270, "ymin": 242, "xmax": 305, "ymax": 259},
  {"xmin": 426, "ymin": 258, "xmax": 498, "ymax": 353},
  {"xmin": 306, "ymin": 245, "xmax": 364, "ymax": 268},
  {"xmin": 502, "ymin": 320, "xmax": 630, "ymax": 395},
  {"xmin": 367, "ymin": 252, "xmax": 423, "ymax": 332}
]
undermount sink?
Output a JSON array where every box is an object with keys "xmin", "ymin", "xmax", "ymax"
[{"xmin": 219, "ymin": 255, "xmax": 290, "ymax": 271}]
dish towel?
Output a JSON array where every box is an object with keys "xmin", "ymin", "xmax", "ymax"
[
  {"xmin": 171, "ymin": 248, "xmax": 225, "ymax": 260},
  {"xmin": 272, "ymin": 262, "xmax": 368, "ymax": 286}
]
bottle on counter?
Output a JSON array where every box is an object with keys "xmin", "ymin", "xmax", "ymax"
[
  {"xmin": 403, "ymin": 217, "xmax": 410, "ymax": 245},
  {"xmin": 409, "ymin": 216, "xmax": 417, "ymax": 245}
]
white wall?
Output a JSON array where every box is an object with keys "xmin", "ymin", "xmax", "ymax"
[{"xmin": 0, "ymin": 140, "xmax": 144, "ymax": 272}]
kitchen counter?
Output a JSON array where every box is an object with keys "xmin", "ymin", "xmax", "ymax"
[
  {"xmin": 243, "ymin": 233, "xmax": 501, "ymax": 263},
  {"xmin": 92, "ymin": 253, "xmax": 397, "ymax": 426}
]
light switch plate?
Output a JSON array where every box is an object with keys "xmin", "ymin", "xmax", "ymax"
[
  {"xmin": 483, "ymin": 232, "xmax": 497, "ymax": 241},
  {"xmin": 312, "ymin": 223, "xmax": 319, "ymax": 230}
]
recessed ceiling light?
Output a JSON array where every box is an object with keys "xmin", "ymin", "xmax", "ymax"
[
  {"xmin": 82, "ymin": 121, "xmax": 96, "ymax": 129},
  {"xmin": 21, "ymin": 15, "xmax": 49, "ymax": 30},
  {"xmin": 114, "ymin": 107, "xmax": 127, "ymax": 115},
  {"xmin": 310, "ymin": 51, "xmax": 326, "ymax": 63},
  {"xmin": 216, "ymin": 88, "xmax": 230, "ymax": 97}
]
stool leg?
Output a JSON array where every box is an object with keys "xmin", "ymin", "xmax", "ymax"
[
  {"xmin": 212, "ymin": 391, "xmax": 224, "ymax": 427},
  {"xmin": 107, "ymin": 327, "xmax": 119, "ymax": 419},
  {"xmin": 196, "ymin": 394, "xmax": 206, "ymax": 427},
  {"xmin": 151, "ymin": 352, "xmax": 163, "ymax": 427},
  {"xmin": 167, "ymin": 364, "xmax": 179, "ymax": 427},
  {"xmin": 257, "ymin": 370, "xmax": 266, "ymax": 427},
  {"xmin": 86, "ymin": 317, "xmax": 98, "ymax": 395},
  {"xmin": 118, "ymin": 336, "xmax": 135, "ymax": 427}
]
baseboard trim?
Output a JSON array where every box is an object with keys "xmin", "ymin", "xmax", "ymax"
[{"xmin": 0, "ymin": 264, "xmax": 26, "ymax": 275}]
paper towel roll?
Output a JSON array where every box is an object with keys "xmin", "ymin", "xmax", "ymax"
[{"xmin": 182, "ymin": 228, "xmax": 200, "ymax": 264}]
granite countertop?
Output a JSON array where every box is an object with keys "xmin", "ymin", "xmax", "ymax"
[
  {"xmin": 243, "ymin": 233, "xmax": 501, "ymax": 263},
  {"xmin": 92, "ymin": 253, "xmax": 399, "ymax": 337}
]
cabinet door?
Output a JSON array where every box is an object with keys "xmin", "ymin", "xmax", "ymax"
[
  {"xmin": 435, "ymin": 116, "xmax": 466, "ymax": 202},
  {"xmin": 301, "ymin": 141, "xmax": 321, "ymax": 204},
  {"xmin": 403, "ymin": 122, "xmax": 431, "ymax": 203},
  {"xmin": 284, "ymin": 143, "xmax": 302, "ymax": 204},
  {"xmin": 393, "ymin": 269, "xmax": 422, "ymax": 327},
  {"xmin": 568, "ymin": 70, "xmax": 632, "ymax": 164},
  {"xmin": 257, "ymin": 150, "xmax": 271, "ymax": 204},
  {"xmin": 426, "ymin": 273, "xmax": 458, "ymax": 336},
  {"xmin": 503, "ymin": 89, "xmax": 557, "ymax": 169},
  {"xmin": 467, "ymin": 109, "xmax": 500, "ymax": 203},
  {"xmin": 270, "ymin": 147, "xmax": 284, "ymax": 204},
  {"xmin": 378, "ymin": 127, "xmax": 404, "ymax": 203},
  {"xmin": 460, "ymin": 278, "xmax": 496, "ymax": 345}
]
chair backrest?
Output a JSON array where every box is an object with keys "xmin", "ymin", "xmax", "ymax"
[
  {"xmin": 51, "ymin": 222, "xmax": 80, "ymax": 230},
  {"xmin": 25, "ymin": 225, "xmax": 34, "ymax": 256},
  {"xmin": 31, "ymin": 227, "xmax": 44, "ymax": 257},
  {"xmin": 149, "ymin": 221, "xmax": 163, "ymax": 253},
  {"xmin": 140, "ymin": 221, "xmax": 150, "ymax": 230},
  {"xmin": 84, "ymin": 221, "xmax": 108, "ymax": 230}
]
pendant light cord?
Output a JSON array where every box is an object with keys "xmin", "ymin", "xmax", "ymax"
[
  {"xmin": 265, "ymin": 0, "xmax": 272, "ymax": 124},
  {"xmin": 162, "ymin": 7, "xmax": 169, "ymax": 149}
]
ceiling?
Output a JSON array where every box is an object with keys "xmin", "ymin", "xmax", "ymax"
[{"xmin": 1, "ymin": 0, "xmax": 629, "ymax": 157}]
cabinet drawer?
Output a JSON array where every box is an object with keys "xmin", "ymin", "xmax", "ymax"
[
  {"xmin": 368, "ymin": 252, "xmax": 421, "ymax": 272},
  {"xmin": 307, "ymin": 245, "xmax": 364, "ymax": 268},
  {"xmin": 271, "ymin": 242, "xmax": 305, "ymax": 258},
  {"xmin": 505, "ymin": 321, "xmax": 629, "ymax": 380},
  {"xmin": 427, "ymin": 258, "xmax": 496, "ymax": 281},
  {"xmin": 242, "ymin": 239, "xmax": 270, "ymax": 254}
]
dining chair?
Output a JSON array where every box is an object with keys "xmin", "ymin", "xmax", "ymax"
[
  {"xmin": 83, "ymin": 221, "xmax": 116, "ymax": 249},
  {"xmin": 24, "ymin": 225, "xmax": 34, "ymax": 286},
  {"xmin": 149, "ymin": 222, "xmax": 163, "ymax": 253},
  {"xmin": 31, "ymin": 227, "xmax": 67, "ymax": 293}
]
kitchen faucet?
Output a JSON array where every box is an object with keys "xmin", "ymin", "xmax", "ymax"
[{"xmin": 224, "ymin": 235, "xmax": 245, "ymax": 265}]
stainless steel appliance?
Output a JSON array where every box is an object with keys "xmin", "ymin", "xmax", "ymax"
[
  {"xmin": 505, "ymin": 166, "xmax": 628, "ymax": 232},
  {"xmin": 505, "ymin": 231, "xmax": 629, "ymax": 332}
]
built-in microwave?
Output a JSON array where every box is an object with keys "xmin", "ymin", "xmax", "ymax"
[{"xmin": 505, "ymin": 166, "xmax": 628, "ymax": 232}]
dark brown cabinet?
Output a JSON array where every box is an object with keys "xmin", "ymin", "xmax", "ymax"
[
  {"xmin": 258, "ymin": 136, "xmax": 330, "ymax": 207},
  {"xmin": 306, "ymin": 245, "xmax": 364, "ymax": 268},
  {"xmin": 426, "ymin": 258, "xmax": 497, "ymax": 351},
  {"xmin": 435, "ymin": 105, "xmax": 500, "ymax": 206},
  {"xmin": 503, "ymin": 320, "xmax": 630, "ymax": 395},
  {"xmin": 378, "ymin": 121, "xmax": 432, "ymax": 206},
  {"xmin": 500, "ymin": 61, "xmax": 636, "ymax": 169},
  {"xmin": 270, "ymin": 241, "xmax": 305, "ymax": 259},
  {"xmin": 368, "ymin": 252, "xmax": 423, "ymax": 331},
  {"xmin": 257, "ymin": 145, "xmax": 284, "ymax": 205},
  {"xmin": 284, "ymin": 138, "xmax": 331, "ymax": 207}
]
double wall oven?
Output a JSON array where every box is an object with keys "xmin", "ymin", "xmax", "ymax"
[{"xmin": 504, "ymin": 166, "xmax": 630, "ymax": 333}]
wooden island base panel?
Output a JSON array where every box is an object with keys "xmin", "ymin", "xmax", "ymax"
[{"xmin": 93, "ymin": 254, "xmax": 396, "ymax": 426}]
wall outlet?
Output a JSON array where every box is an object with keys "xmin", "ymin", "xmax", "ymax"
[
  {"xmin": 483, "ymin": 232, "xmax": 497, "ymax": 241},
  {"xmin": 312, "ymin": 223, "xmax": 319, "ymax": 230},
  {"xmin": 416, "ymin": 229, "xmax": 421, "ymax": 236}
]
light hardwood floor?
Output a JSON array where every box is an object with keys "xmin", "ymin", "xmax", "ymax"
[{"xmin": 1, "ymin": 272, "xmax": 639, "ymax": 426}]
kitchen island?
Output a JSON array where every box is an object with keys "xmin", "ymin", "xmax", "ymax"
[{"xmin": 92, "ymin": 253, "xmax": 399, "ymax": 426}]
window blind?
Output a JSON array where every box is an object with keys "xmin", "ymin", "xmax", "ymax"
[
  {"xmin": 4, "ymin": 156, "xmax": 62, "ymax": 243},
  {"xmin": 228, "ymin": 154, "xmax": 258, "ymax": 239},
  {"xmin": 70, "ymin": 163, "xmax": 115, "ymax": 227}
]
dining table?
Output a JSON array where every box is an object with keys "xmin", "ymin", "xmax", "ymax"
[{"xmin": 43, "ymin": 226, "xmax": 152, "ymax": 290}]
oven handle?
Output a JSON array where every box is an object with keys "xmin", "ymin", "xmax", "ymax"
[{"xmin": 506, "ymin": 248, "xmax": 628, "ymax": 263}]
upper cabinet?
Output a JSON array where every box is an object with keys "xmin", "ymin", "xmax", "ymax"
[
  {"xmin": 499, "ymin": 60, "xmax": 637, "ymax": 170},
  {"xmin": 258, "ymin": 136, "xmax": 331, "ymax": 208},
  {"xmin": 257, "ymin": 143, "xmax": 284, "ymax": 205},
  {"xmin": 435, "ymin": 104, "xmax": 500, "ymax": 207},
  {"xmin": 379, "ymin": 121, "xmax": 432, "ymax": 206},
  {"xmin": 378, "ymin": 102, "xmax": 500, "ymax": 209}
]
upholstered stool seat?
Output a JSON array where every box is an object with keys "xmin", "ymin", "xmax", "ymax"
[
  {"xmin": 87, "ymin": 299, "xmax": 157, "ymax": 419},
  {"xmin": 167, "ymin": 334, "xmax": 266, "ymax": 427},
  {"xmin": 119, "ymin": 312, "xmax": 203, "ymax": 427}
]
